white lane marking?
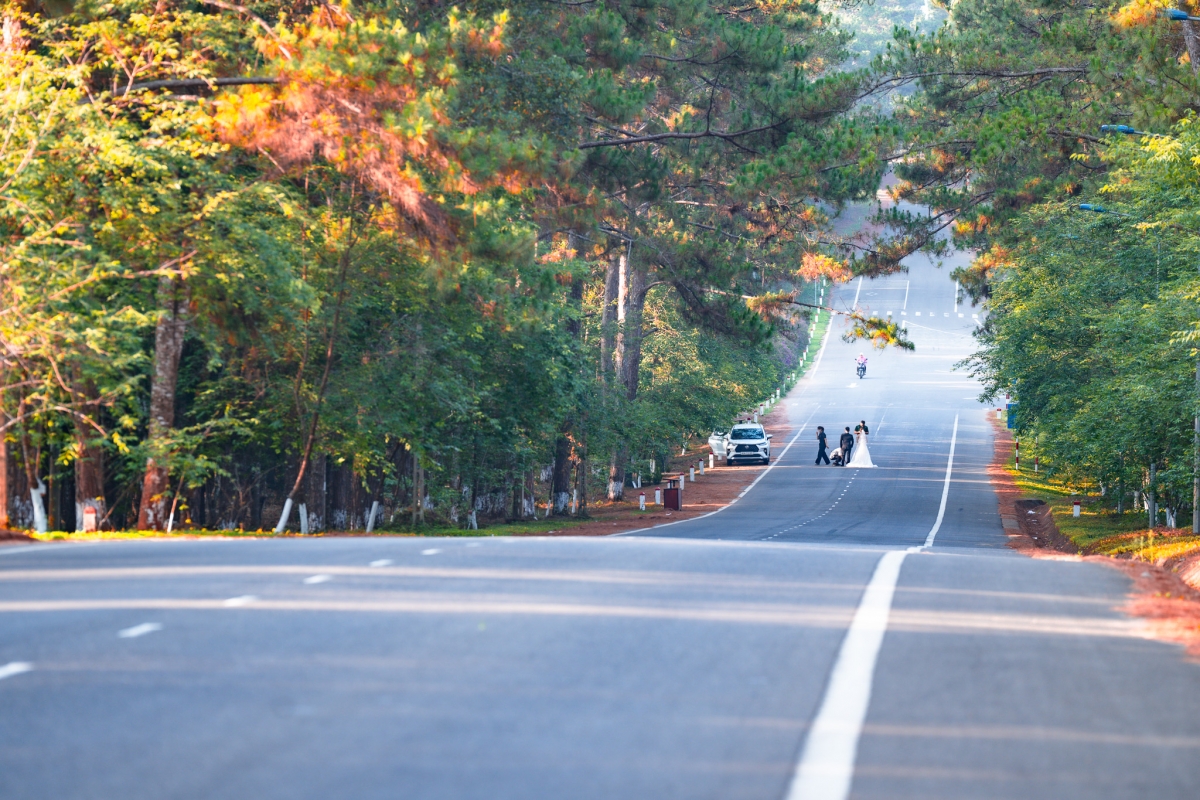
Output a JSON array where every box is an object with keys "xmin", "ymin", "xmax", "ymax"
[
  {"xmin": 915, "ymin": 311, "xmax": 921, "ymax": 316},
  {"xmin": 903, "ymin": 280, "xmax": 909, "ymax": 310},
  {"xmin": 786, "ymin": 550, "xmax": 907, "ymax": 800},
  {"xmin": 0, "ymin": 661, "xmax": 33, "ymax": 680},
  {"xmin": 118, "ymin": 622, "xmax": 162, "ymax": 639},
  {"xmin": 786, "ymin": 414, "xmax": 961, "ymax": 796},
  {"xmin": 369, "ymin": 559, "xmax": 393, "ymax": 567},
  {"xmin": 421, "ymin": 549, "xmax": 441, "ymax": 556},
  {"xmin": 852, "ymin": 276, "xmax": 863, "ymax": 308},
  {"xmin": 223, "ymin": 595, "xmax": 258, "ymax": 607},
  {"xmin": 921, "ymin": 414, "xmax": 959, "ymax": 549},
  {"xmin": 303, "ymin": 574, "xmax": 332, "ymax": 584}
]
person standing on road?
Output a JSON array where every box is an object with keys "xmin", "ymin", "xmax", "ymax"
[
  {"xmin": 815, "ymin": 426, "xmax": 830, "ymax": 465},
  {"xmin": 848, "ymin": 421, "xmax": 876, "ymax": 468},
  {"xmin": 839, "ymin": 427, "xmax": 854, "ymax": 467}
]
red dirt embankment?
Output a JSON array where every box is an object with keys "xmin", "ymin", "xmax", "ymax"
[
  {"xmin": 555, "ymin": 402, "xmax": 796, "ymax": 536},
  {"xmin": 990, "ymin": 417, "xmax": 1200, "ymax": 656}
]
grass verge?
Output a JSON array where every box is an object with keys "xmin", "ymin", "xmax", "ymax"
[
  {"xmin": 1003, "ymin": 442, "xmax": 1200, "ymax": 565},
  {"xmin": 28, "ymin": 517, "xmax": 587, "ymax": 541}
]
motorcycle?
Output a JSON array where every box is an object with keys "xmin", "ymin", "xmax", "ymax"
[{"xmin": 856, "ymin": 362, "xmax": 866, "ymax": 379}]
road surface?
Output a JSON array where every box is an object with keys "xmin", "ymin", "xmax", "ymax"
[{"xmin": 3, "ymin": 254, "xmax": 1199, "ymax": 800}]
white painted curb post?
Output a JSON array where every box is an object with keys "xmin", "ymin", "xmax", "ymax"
[
  {"xmin": 689, "ymin": 466, "xmax": 695, "ymax": 482},
  {"xmin": 639, "ymin": 492, "xmax": 646, "ymax": 511},
  {"xmin": 655, "ymin": 488, "xmax": 662, "ymax": 505},
  {"xmin": 1073, "ymin": 499, "xmax": 1081, "ymax": 517},
  {"xmin": 709, "ymin": 453, "xmax": 714, "ymax": 469},
  {"xmin": 699, "ymin": 459, "xmax": 705, "ymax": 475}
]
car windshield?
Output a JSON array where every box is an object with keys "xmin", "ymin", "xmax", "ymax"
[{"xmin": 730, "ymin": 428, "xmax": 763, "ymax": 440}]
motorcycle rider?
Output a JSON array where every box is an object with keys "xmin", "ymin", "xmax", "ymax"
[{"xmin": 855, "ymin": 352, "xmax": 867, "ymax": 377}]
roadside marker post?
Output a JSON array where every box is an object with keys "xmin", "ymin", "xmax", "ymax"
[
  {"xmin": 1014, "ymin": 438, "xmax": 1020, "ymax": 471},
  {"xmin": 699, "ymin": 460, "xmax": 705, "ymax": 475},
  {"xmin": 655, "ymin": 488, "xmax": 662, "ymax": 505},
  {"xmin": 639, "ymin": 492, "xmax": 646, "ymax": 511},
  {"xmin": 1035, "ymin": 455, "xmax": 1039, "ymax": 473},
  {"xmin": 709, "ymin": 453, "xmax": 714, "ymax": 469},
  {"xmin": 690, "ymin": 466, "xmax": 695, "ymax": 482},
  {"xmin": 1073, "ymin": 499, "xmax": 1081, "ymax": 518}
]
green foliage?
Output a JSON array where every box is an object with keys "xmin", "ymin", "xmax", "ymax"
[{"xmin": 965, "ymin": 116, "xmax": 1200, "ymax": 518}]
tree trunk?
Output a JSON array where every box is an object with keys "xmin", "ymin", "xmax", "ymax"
[
  {"xmin": 0, "ymin": 414, "xmax": 9, "ymax": 529},
  {"xmin": 18, "ymin": 419, "xmax": 45, "ymax": 533},
  {"xmin": 608, "ymin": 250, "xmax": 646, "ymax": 501},
  {"xmin": 74, "ymin": 419, "xmax": 106, "ymax": 531},
  {"xmin": 1180, "ymin": 3, "xmax": 1200, "ymax": 76},
  {"xmin": 552, "ymin": 262, "xmax": 584, "ymax": 514},
  {"xmin": 575, "ymin": 434, "xmax": 588, "ymax": 516},
  {"xmin": 137, "ymin": 276, "xmax": 190, "ymax": 529},
  {"xmin": 275, "ymin": 243, "xmax": 353, "ymax": 533},
  {"xmin": 618, "ymin": 264, "xmax": 648, "ymax": 402},
  {"xmin": 599, "ymin": 248, "xmax": 622, "ymax": 381},
  {"xmin": 607, "ymin": 445, "xmax": 626, "ymax": 501}
]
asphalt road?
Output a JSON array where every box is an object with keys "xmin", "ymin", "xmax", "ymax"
[{"xmin": 3, "ymin": 254, "xmax": 1200, "ymax": 800}]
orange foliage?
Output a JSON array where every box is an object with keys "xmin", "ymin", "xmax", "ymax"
[
  {"xmin": 208, "ymin": 8, "xmax": 519, "ymax": 238},
  {"xmin": 1113, "ymin": 0, "xmax": 1170, "ymax": 27},
  {"xmin": 797, "ymin": 252, "xmax": 852, "ymax": 283}
]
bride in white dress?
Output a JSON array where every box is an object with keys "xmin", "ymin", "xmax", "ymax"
[{"xmin": 848, "ymin": 422, "xmax": 876, "ymax": 468}]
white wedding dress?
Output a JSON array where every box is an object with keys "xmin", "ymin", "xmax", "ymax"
[{"xmin": 848, "ymin": 431, "xmax": 876, "ymax": 468}]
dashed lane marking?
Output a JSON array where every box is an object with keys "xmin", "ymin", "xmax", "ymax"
[
  {"xmin": 223, "ymin": 595, "xmax": 257, "ymax": 607},
  {"xmin": 421, "ymin": 549, "xmax": 442, "ymax": 556},
  {"xmin": 118, "ymin": 623, "xmax": 162, "ymax": 639},
  {"xmin": 369, "ymin": 559, "xmax": 393, "ymax": 567},
  {"xmin": 303, "ymin": 575, "xmax": 332, "ymax": 585},
  {"xmin": 0, "ymin": 662, "xmax": 33, "ymax": 681}
]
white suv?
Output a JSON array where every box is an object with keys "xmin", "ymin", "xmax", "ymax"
[{"xmin": 723, "ymin": 424, "xmax": 772, "ymax": 466}]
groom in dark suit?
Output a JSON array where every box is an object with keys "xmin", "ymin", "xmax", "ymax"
[{"xmin": 839, "ymin": 427, "xmax": 854, "ymax": 466}]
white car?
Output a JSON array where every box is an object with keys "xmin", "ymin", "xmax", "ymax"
[
  {"xmin": 723, "ymin": 423, "xmax": 772, "ymax": 466},
  {"xmin": 708, "ymin": 430, "xmax": 729, "ymax": 459}
]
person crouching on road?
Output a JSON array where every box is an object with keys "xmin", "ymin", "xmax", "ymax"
[{"xmin": 816, "ymin": 426, "xmax": 830, "ymax": 465}]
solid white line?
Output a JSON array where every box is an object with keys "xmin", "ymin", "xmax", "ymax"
[
  {"xmin": 785, "ymin": 549, "xmax": 907, "ymax": 800},
  {"xmin": 852, "ymin": 276, "xmax": 863, "ymax": 308},
  {"xmin": 903, "ymin": 280, "xmax": 909, "ymax": 310},
  {"xmin": 0, "ymin": 661, "xmax": 33, "ymax": 680},
  {"xmin": 785, "ymin": 414, "xmax": 961, "ymax": 799},
  {"xmin": 118, "ymin": 622, "xmax": 162, "ymax": 638},
  {"xmin": 922, "ymin": 414, "xmax": 959, "ymax": 549}
]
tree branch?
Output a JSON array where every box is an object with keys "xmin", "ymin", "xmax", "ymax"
[{"xmin": 119, "ymin": 77, "xmax": 280, "ymax": 96}]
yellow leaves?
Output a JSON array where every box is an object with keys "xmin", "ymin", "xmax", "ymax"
[{"xmin": 1112, "ymin": 0, "xmax": 1171, "ymax": 27}]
